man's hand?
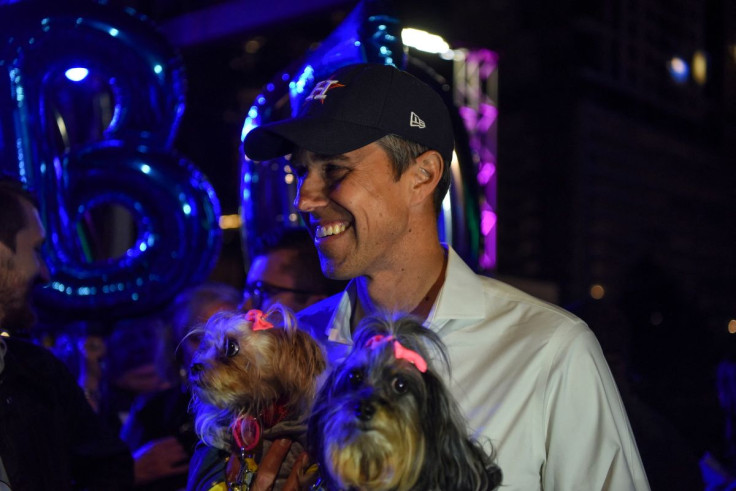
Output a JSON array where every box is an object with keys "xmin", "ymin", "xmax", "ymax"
[
  {"xmin": 250, "ymin": 439, "xmax": 316, "ymax": 491},
  {"xmin": 133, "ymin": 436, "xmax": 190, "ymax": 485}
]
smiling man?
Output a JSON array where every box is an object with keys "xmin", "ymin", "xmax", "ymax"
[{"xmin": 242, "ymin": 63, "xmax": 650, "ymax": 490}]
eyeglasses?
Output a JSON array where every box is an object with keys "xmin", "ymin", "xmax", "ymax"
[{"xmin": 243, "ymin": 280, "xmax": 317, "ymax": 309}]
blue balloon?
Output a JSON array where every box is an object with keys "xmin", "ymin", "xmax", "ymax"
[{"xmin": 0, "ymin": 0, "xmax": 221, "ymax": 318}]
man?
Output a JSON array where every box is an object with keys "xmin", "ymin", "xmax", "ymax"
[
  {"xmin": 241, "ymin": 227, "xmax": 347, "ymax": 311},
  {"xmin": 186, "ymin": 227, "xmax": 346, "ymax": 490},
  {"xmin": 0, "ymin": 175, "xmax": 134, "ymax": 489},
  {"xmin": 242, "ymin": 63, "xmax": 650, "ymax": 489}
]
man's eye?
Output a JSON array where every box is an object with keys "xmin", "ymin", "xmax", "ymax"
[
  {"xmin": 324, "ymin": 164, "xmax": 347, "ymax": 179},
  {"xmin": 224, "ymin": 338, "xmax": 239, "ymax": 357}
]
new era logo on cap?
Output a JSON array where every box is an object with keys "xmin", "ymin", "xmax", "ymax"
[{"xmin": 410, "ymin": 111, "xmax": 426, "ymax": 129}]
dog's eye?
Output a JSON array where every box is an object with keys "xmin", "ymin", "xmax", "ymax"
[
  {"xmin": 224, "ymin": 338, "xmax": 239, "ymax": 357},
  {"xmin": 392, "ymin": 375, "xmax": 408, "ymax": 394},
  {"xmin": 347, "ymin": 369, "xmax": 363, "ymax": 388}
]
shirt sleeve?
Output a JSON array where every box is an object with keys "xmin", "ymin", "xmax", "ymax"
[{"xmin": 541, "ymin": 324, "xmax": 650, "ymax": 490}]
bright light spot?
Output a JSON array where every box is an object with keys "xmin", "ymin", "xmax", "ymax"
[
  {"xmin": 401, "ymin": 28, "xmax": 452, "ymax": 56},
  {"xmin": 109, "ymin": 28, "xmax": 119, "ymax": 37},
  {"xmin": 477, "ymin": 162, "xmax": 496, "ymax": 185},
  {"xmin": 692, "ymin": 50, "xmax": 707, "ymax": 85},
  {"xmin": 139, "ymin": 242, "xmax": 147, "ymax": 252},
  {"xmin": 668, "ymin": 57, "xmax": 689, "ymax": 84},
  {"xmin": 219, "ymin": 214, "xmax": 242, "ymax": 230},
  {"xmin": 65, "ymin": 67, "xmax": 89, "ymax": 82},
  {"xmin": 132, "ymin": 292, "xmax": 139, "ymax": 301},
  {"xmin": 354, "ymin": 41, "xmax": 361, "ymax": 47},
  {"xmin": 153, "ymin": 64, "xmax": 163, "ymax": 74},
  {"xmin": 480, "ymin": 209, "xmax": 497, "ymax": 236},
  {"xmin": 140, "ymin": 164, "xmax": 151, "ymax": 174},
  {"xmin": 284, "ymin": 173, "xmax": 294, "ymax": 184},
  {"xmin": 589, "ymin": 284, "xmax": 605, "ymax": 300},
  {"xmin": 288, "ymin": 213, "xmax": 299, "ymax": 222},
  {"xmin": 728, "ymin": 319, "xmax": 736, "ymax": 334},
  {"xmin": 182, "ymin": 203, "xmax": 192, "ymax": 215}
]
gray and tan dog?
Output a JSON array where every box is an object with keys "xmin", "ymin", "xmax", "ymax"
[{"xmin": 308, "ymin": 313, "xmax": 502, "ymax": 491}]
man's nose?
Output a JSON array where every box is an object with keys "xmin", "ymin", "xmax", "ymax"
[{"xmin": 294, "ymin": 171, "xmax": 329, "ymax": 213}]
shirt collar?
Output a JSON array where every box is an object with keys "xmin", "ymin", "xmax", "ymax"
[{"xmin": 324, "ymin": 245, "xmax": 486, "ymax": 342}]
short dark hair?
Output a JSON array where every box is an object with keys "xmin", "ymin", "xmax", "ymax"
[
  {"xmin": 375, "ymin": 134, "xmax": 450, "ymax": 216},
  {"xmin": 251, "ymin": 227, "xmax": 346, "ymax": 297},
  {"xmin": 0, "ymin": 175, "xmax": 39, "ymax": 252}
]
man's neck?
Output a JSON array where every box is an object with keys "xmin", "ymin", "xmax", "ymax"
[{"xmin": 351, "ymin": 243, "xmax": 448, "ymax": 329}]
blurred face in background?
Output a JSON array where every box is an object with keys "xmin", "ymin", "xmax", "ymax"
[
  {"xmin": 0, "ymin": 198, "xmax": 49, "ymax": 331},
  {"xmin": 241, "ymin": 249, "xmax": 326, "ymax": 312}
]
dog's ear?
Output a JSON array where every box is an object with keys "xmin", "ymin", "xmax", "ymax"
[{"xmin": 419, "ymin": 371, "xmax": 502, "ymax": 490}]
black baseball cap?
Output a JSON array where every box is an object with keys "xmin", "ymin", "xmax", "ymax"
[{"xmin": 243, "ymin": 63, "xmax": 454, "ymax": 164}]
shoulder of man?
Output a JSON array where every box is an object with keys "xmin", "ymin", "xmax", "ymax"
[{"xmin": 296, "ymin": 291, "xmax": 344, "ymax": 339}]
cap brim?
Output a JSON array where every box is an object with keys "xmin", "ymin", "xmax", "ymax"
[{"xmin": 243, "ymin": 117, "xmax": 389, "ymax": 161}]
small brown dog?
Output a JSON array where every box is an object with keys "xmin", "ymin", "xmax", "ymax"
[{"xmin": 189, "ymin": 305, "xmax": 326, "ymax": 489}]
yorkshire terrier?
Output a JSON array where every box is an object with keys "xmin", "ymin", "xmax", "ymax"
[
  {"xmin": 308, "ymin": 314, "xmax": 502, "ymax": 491},
  {"xmin": 189, "ymin": 305, "xmax": 326, "ymax": 489}
]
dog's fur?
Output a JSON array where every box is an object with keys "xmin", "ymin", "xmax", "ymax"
[
  {"xmin": 188, "ymin": 305, "xmax": 326, "ymax": 486},
  {"xmin": 308, "ymin": 314, "xmax": 502, "ymax": 491}
]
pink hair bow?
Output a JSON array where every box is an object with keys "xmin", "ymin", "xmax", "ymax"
[
  {"xmin": 364, "ymin": 334, "xmax": 428, "ymax": 373},
  {"xmin": 244, "ymin": 309, "xmax": 273, "ymax": 331}
]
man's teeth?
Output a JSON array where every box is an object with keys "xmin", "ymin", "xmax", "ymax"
[{"xmin": 316, "ymin": 223, "xmax": 347, "ymax": 238}]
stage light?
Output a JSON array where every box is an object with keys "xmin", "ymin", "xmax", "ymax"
[
  {"xmin": 667, "ymin": 57, "xmax": 689, "ymax": 84},
  {"xmin": 65, "ymin": 67, "xmax": 89, "ymax": 82},
  {"xmin": 401, "ymin": 28, "xmax": 452, "ymax": 56},
  {"xmin": 590, "ymin": 284, "xmax": 605, "ymax": 300},
  {"xmin": 692, "ymin": 50, "xmax": 707, "ymax": 85},
  {"xmin": 219, "ymin": 214, "xmax": 242, "ymax": 230}
]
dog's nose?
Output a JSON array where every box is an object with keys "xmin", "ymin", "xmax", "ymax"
[
  {"xmin": 354, "ymin": 400, "xmax": 375, "ymax": 421},
  {"xmin": 190, "ymin": 362, "xmax": 203, "ymax": 375}
]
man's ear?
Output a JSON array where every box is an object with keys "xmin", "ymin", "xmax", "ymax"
[{"xmin": 409, "ymin": 150, "xmax": 443, "ymax": 207}]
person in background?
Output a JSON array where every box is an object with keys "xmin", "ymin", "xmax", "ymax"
[
  {"xmin": 240, "ymin": 62, "xmax": 650, "ymax": 490},
  {"xmin": 0, "ymin": 174, "xmax": 133, "ymax": 489},
  {"xmin": 121, "ymin": 281, "xmax": 240, "ymax": 490},
  {"xmin": 241, "ymin": 226, "xmax": 347, "ymax": 311},
  {"xmin": 186, "ymin": 226, "xmax": 346, "ymax": 491}
]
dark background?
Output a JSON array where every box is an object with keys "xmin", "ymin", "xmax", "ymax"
[{"xmin": 111, "ymin": 0, "xmax": 735, "ymax": 467}]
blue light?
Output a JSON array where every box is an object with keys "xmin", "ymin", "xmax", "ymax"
[
  {"xmin": 140, "ymin": 163, "xmax": 151, "ymax": 174},
  {"xmin": 266, "ymin": 83, "xmax": 275, "ymax": 92},
  {"xmin": 153, "ymin": 64, "xmax": 163, "ymax": 74},
  {"xmin": 257, "ymin": 96, "xmax": 266, "ymax": 105},
  {"xmin": 139, "ymin": 242, "xmax": 147, "ymax": 252},
  {"xmin": 109, "ymin": 28, "xmax": 119, "ymax": 37},
  {"xmin": 354, "ymin": 41, "xmax": 362, "ymax": 47},
  {"xmin": 183, "ymin": 203, "xmax": 192, "ymax": 215},
  {"xmin": 668, "ymin": 57, "xmax": 689, "ymax": 84},
  {"xmin": 65, "ymin": 67, "xmax": 89, "ymax": 82}
]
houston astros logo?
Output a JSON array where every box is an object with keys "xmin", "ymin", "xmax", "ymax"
[{"xmin": 306, "ymin": 79, "xmax": 345, "ymax": 103}]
